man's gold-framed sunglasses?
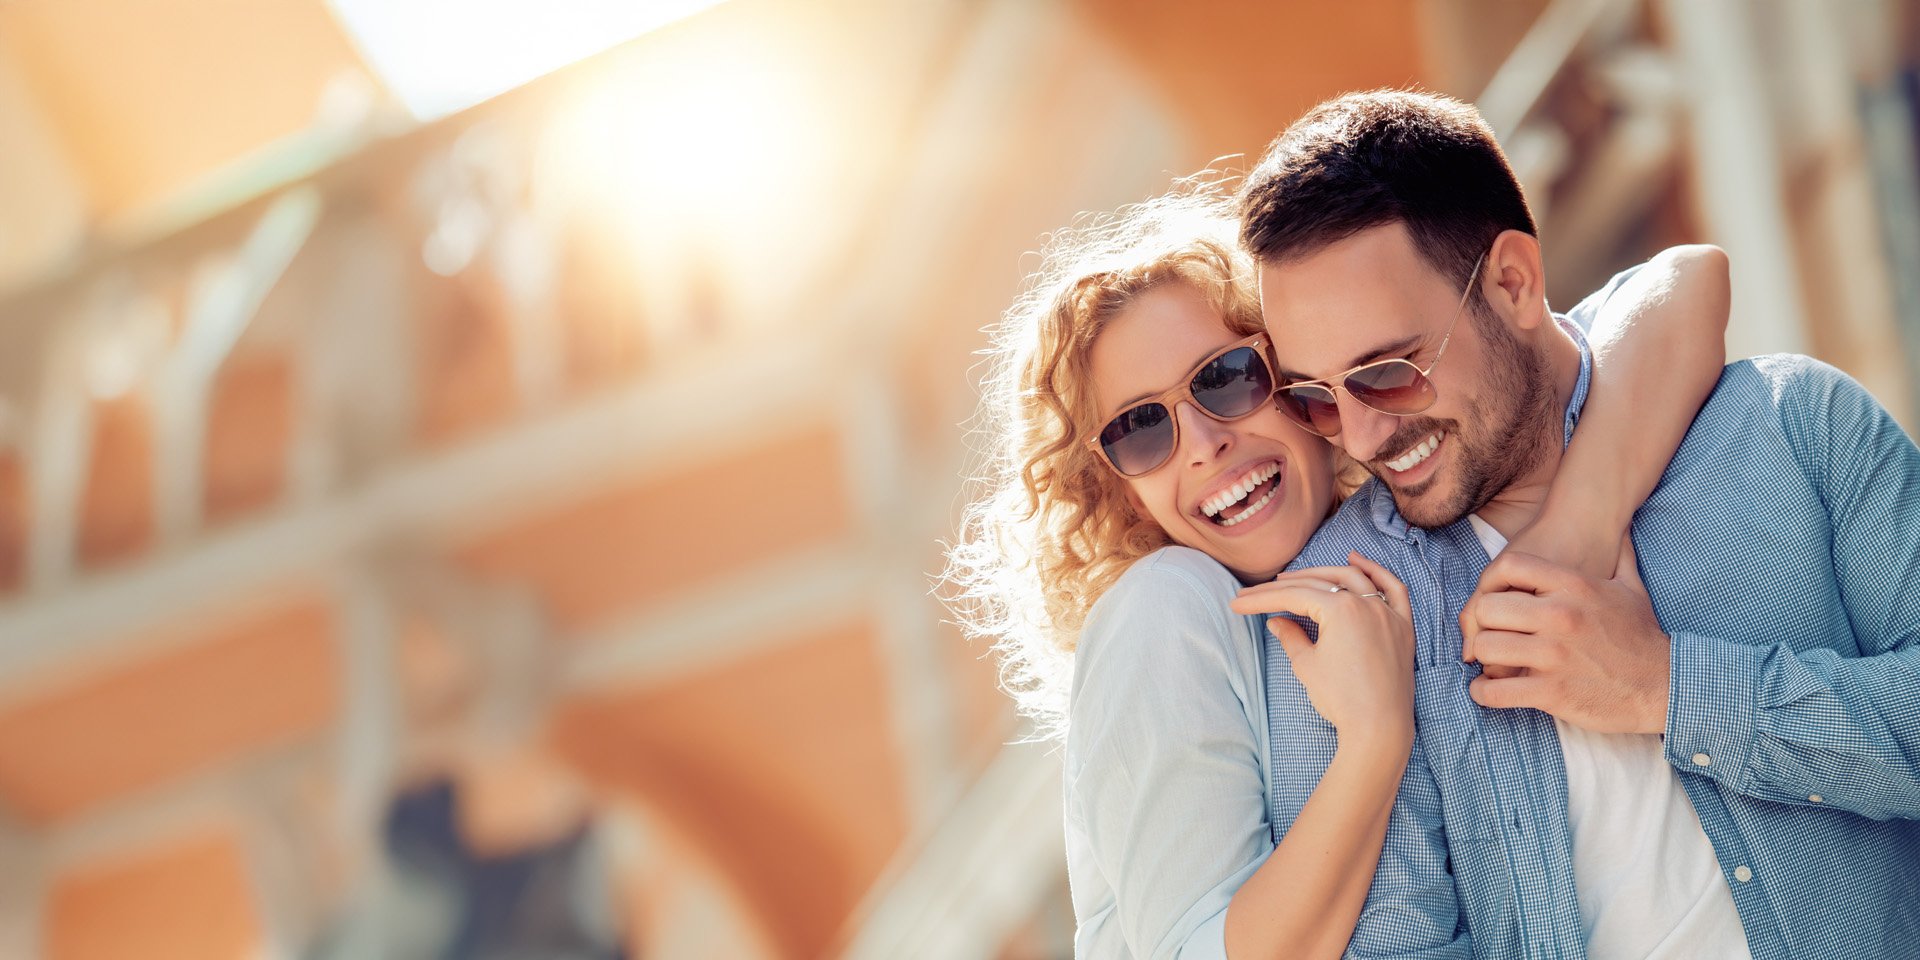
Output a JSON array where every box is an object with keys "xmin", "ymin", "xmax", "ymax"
[{"xmin": 1273, "ymin": 252, "xmax": 1487, "ymax": 438}]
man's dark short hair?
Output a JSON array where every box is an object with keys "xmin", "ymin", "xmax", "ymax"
[{"xmin": 1237, "ymin": 89, "xmax": 1537, "ymax": 292}]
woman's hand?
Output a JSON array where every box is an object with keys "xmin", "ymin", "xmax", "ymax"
[{"xmin": 1230, "ymin": 552, "xmax": 1415, "ymax": 751}]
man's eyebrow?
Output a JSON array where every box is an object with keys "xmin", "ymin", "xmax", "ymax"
[{"xmin": 1277, "ymin": 335, "xmax": 1423, "ymax": 381}]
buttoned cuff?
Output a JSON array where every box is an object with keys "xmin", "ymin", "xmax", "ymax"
[{"xmin": 1664, "ymin": 630, "xmax": 1765, "ymax": 788}]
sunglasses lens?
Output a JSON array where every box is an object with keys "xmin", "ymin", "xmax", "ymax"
[
  {"xmin": 1192, "ymin": 347, "xmax": 1275, "ymax": 420},
  {"xmin": 1345, "ymin": 360, "xmax": 1436, "ymax": 414},
  {"xmin": 1099, "ymin": 402, "xmax": 1175, "ymax": 476},
  {"xmin": 1277, "ymin": 385, "xmax": 1342, "ymax": 437}
]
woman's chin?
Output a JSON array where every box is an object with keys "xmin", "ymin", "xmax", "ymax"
[
  {"xmin": 1202, "ymin": 510, "xmax": 1313, "ymax": 584},
  {"xmin": 1193, "ymin": 535, "xmax": 1294, "ymax": 585},
  {"xmin": 1223, "ymin": 554, "xmax": 1290, "ymax": 586}
]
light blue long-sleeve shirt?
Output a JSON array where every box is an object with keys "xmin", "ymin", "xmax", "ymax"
[{"xmin": 1064, "ymin": 546, "xmax": 1288, "ymax": 958}]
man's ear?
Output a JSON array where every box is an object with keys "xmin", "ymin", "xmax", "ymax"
[{"xmin": 1485, "ymin": 229, "xmax": 1548, "ymax": 331}]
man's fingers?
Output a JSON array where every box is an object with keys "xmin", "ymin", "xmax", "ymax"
[
  {"xmin": 1469, "ymin": 674, "xmax": 1545, "ymax": 710},
  {"xmin": 1466, "ymin": 630, "xmax": 1549, "ymax": 671},
  {"xmin": 1460, "ymin": 592, "xmax": 1544, "ymax": 662},
  {"xmin": 1460, "ymin": 599, "xmax": 1479, "ymax": 663},
  {"xmin": 1460, "ymin": 590, "xmax": 1545, "ymax": 635},
  {"xmin": 1477, "ymin": 549, "xmax": 1583, "ymax": 598}
]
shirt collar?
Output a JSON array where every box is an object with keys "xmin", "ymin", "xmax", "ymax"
[
  {"xmin": 1363, "ymin": 314, "xmax": 1595, "ymax": 541},
  {"xmin": 1560, "ymin": 315, "xmax": 1593, "ymax": 445}
]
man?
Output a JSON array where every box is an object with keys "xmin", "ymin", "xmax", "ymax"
[{"xmin": 1240, "ymin": 90, "xmax": 1920, "ymax": 958}]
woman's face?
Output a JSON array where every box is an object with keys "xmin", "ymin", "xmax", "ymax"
[{"xmin": 1088, "ymin": 282, "xmax": 1337, "ymax": 582}]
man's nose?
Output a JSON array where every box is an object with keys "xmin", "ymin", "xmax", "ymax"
[
  {"xmin": 1334, "ymin": 392, "xmax": 1396, "ymax": 464},
  {"xmin": 1177, "ymin": 402, "xmax": 1233, "ymax": 466}
]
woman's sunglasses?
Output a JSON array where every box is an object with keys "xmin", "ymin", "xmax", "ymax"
[
  {"xmin": 1084, "ymin": 333, "xmax": 1277, "ymax": 477},
  {"xmin": 1271, "ymin": 253, "xmax": 1486, "ymax": 438}
]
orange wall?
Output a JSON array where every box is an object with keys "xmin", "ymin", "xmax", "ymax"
[
  {"xmin": 47, "ymin": 829, "xmax": 261, "ymax": 960},
  {"xmin": 552, "ymin": 617, "xmax": 907, "ymax": 959},
  {"xmin": 0, "ymin": 599, "xmax": 336, "ymax": 823},
  {"xmin": 458, "ymin": 424, "xmax": 854, "ymax": 632}
]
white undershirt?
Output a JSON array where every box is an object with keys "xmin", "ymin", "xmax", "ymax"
[{"xmin": 1467, "ymin": 515, "xmax": 1751, "ymax": 959}]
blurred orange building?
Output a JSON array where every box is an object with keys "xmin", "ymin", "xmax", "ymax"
[{"xmin": 0, "ymin": 1, "xmax": 1915, "ymax": 958}]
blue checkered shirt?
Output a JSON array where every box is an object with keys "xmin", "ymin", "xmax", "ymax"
[{"xmin": 1276, "ymin": 276, "xmax": 1920, "ymax": 959}]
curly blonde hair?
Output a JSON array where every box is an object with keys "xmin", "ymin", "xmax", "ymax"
[{"xmin": 942, "ymin": 186, "xmax": 1274, "ymax": 741}]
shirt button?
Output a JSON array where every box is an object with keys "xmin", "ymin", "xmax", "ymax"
[
  {"xmin": 1734, "ymin": 865, "xmax": 1753, "ymax": 883},
  {"xmin": 1692, "ymin": 752, "xmax": 1712, "ymax": 766},
  {"xmin": 1809, "ymin": 794, "xmax": 1824, "ymax": 803}
]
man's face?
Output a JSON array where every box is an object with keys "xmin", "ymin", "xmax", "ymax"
[{"xmin": 1258, "ymin": 222, "xmax": 1554, "ymax": 528}]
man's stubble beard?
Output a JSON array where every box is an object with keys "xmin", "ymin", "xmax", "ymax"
[{"xmin": 1374, "ymin": 301, "xmax": 1560, "ymax": 529}]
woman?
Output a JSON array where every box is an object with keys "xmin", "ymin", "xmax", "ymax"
[{"xmin": 944, "ymin": 188, "xmax": 1727, "ymax": 958}]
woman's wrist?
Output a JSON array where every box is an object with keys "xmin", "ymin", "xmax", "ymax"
[
  {"xmin": 1335, "ymin": 720, "xmax": 1414, "ymax": 768},
  {"xmin": 1326, "ymin": 734, "xmax": 1414, "ymax": 811},
  {"xmin": 1524, "ymin": 491, "xmax": 1627, "ymax": 579}
]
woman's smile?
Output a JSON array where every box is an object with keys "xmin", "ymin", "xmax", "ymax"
[{"xmin": 1193, "ymin": 457, "xmax": 1285, "ymax": 531}]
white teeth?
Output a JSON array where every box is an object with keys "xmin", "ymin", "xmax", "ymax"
[
  {"xmin": 1200, "ymin": 462, "xmax": 1281, "ymax": 519},
  {"xmin": 1385, "ymin": 432, "xmax": 1443, "ymax": 472},
  {"xmin": 1218, "ymin": 481, "xmax": 1279, "ymax": 527}
]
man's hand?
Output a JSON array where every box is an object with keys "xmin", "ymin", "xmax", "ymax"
[
  {"xmin": 1470, "ymin": 513, "xmax": 1625, "ymax": 682},
  {"xmin": 1459, "ymin": 539, "xmax": 1671, "ymax": 734}
]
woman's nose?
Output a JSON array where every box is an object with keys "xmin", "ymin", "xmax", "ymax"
[{"xmin": 1176, "ymin": 401, "xmax": 1233, "ymax": 466}]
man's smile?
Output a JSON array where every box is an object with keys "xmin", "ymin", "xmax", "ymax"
[{"xmin": 1384, "ymin": 431, "xmax": 1444, "ymax": 473}]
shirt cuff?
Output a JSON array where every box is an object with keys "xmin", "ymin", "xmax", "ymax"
[{"xmin": 1664, "ymin": 629, "xmax": 1765, "ymax": 788}]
